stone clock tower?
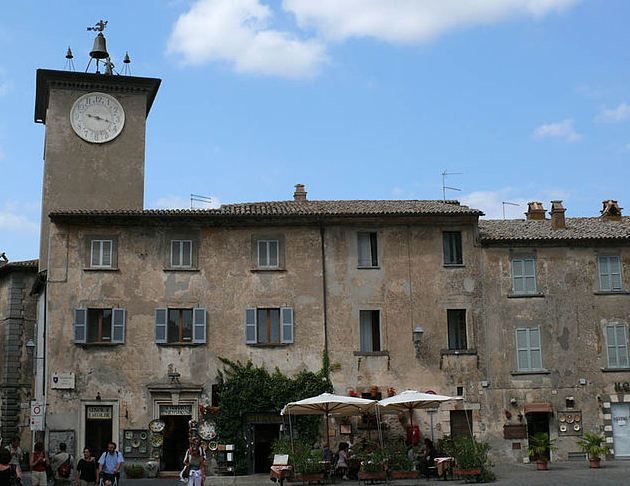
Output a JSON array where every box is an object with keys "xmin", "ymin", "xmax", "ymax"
[{"xmin": 35, "ymin": 67, "xmax": 160, "ymax": 269}]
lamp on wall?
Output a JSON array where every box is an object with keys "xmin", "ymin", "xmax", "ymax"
[
  {"xmin": 413, "ymin": 326, "xmax": 424, "ymax": 358},
  {"xmin": 25, "ymin": 339, "xmax": 36, "ymax": 354}
]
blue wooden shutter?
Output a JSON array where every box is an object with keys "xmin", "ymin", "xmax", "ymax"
[
  {"xmin": 112, "ymin": 308, "xmax": 125, "ymax": 344},
  {"xmin": 245, "ymin": 308, "xmax": 257, "ymax": 344},
  {"xmin": 281, "ymin": 307, "xmax": 294, "ymax": 344},
  {"xmin": 193, "ymin": 308, "xmax": 207, "ymax": 344},
  {"xmin": 74, "ymin": 308, "xmax": 87, "ymax": 344},
  {"xmin": 155, "ymin": 309, "xmax": 167, "ymax": 343}
]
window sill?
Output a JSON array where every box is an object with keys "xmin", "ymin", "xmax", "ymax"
[
  {"xmin": 83, "ymin": 267, "xmax": 119, "ymax": 272},
  {"xmin": 357, "ymin": 266, "xmax": 380, "ymax": 270},
  {"xmin": 77, "ymin": 342, "xmax": 122, "ymax": 347},
  {"xmin": 594, "ymin": 290, "xmax": 630, "ymax": 295},
  {"xmin": 507, "ymin": 292, "xmax": 545, "ymax": 299},
  {"xmin": 157, "ymin": 342, "xmax": 202, "ymax": 346},
  {"xmin": 247, "ymin": 343, "xmax": 291, "ymax": 348},
  {"xmin": 443, "ymin": 263, "xmax": 465, "ymax": 268},
  {"xmin": 511, "ymin": 369, "xmax": 550, "ymax": 376},
  {"xmin": 353, "ymin": 351, "xmax": 389, "ymax": 357},
  {"xmin": 250, "ymin": 268, "xmax": 286, "ymax": 273},
  {"xmin": 440, "ymin": 349, "xmax": 477, "ymax": 356},
  {"xmin": 163, "ymin": 268, "xmax": 199, "ymax": 272},
  {"xmin": 601, "ymin": 367, "xmax": 630, "ymax": 373}
]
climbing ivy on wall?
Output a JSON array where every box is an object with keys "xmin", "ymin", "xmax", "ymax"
[{"xmin": 214, "ymin": 357, "xmax": 333, "ymax": 474}]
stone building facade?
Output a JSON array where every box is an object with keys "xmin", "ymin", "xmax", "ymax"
[
  {"xmin": 0, "ymin": 259, "xmax": 38, "ymax": 446},
  {"xmin": 27, "ymin": 64, "xmax": 630, "ymax": 471}
]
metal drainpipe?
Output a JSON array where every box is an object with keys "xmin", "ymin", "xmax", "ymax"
[{"xmin": 319, "ymin": 225, "xmax": 329, "ymax": 372}]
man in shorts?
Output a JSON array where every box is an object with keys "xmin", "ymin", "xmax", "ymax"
[{"xmin": 97, "ymin": 442, "xmax": 124, "ymax": 485}]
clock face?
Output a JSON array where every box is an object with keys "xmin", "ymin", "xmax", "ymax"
[{"xmin": 70, "ymin": 92, "xmax": 125, "ymax": 143}]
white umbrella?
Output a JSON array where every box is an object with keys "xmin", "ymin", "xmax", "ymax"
[
  {"xmin": 281, "ymin": 393, "xmax": 378, "ymax": 446},
  {"xmin": 378, "ymin": 390, "xmax": 462, "ymax": 426}
]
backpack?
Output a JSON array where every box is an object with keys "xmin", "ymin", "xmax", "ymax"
[{"xmin": 57, "ymin": 457, "xmax": 72, "ymax": 478}]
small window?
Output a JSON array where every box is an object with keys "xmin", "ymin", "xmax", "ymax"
[
  {"xmin": 599, "ymin": 256, "xmax": 623, "ymax": 292},
  {"xmin": 358, "ymin": 232, "xmax": 378, "ymax": 267},
  {"xmin": 447, "ymin": 309, "xmax": 467, "ymax": 350},
  {"xmin": 516, "ymin": 327, "xmax": 542, "ymax": 371},
  {"xmin": 606, "ymin": 323, "xmax": 629, "ymax": 368},
  {"xmin": 512, "ymin": 257, "xmax": 537, "ymax": 294},
  {"xmin": 171, "ymin": 240, "xmax": 193, "ymax": 268},
  {"xmin": 155, "ymin": 308, "xmax": 206, "ymax": 344},
  {"xmin": 91, "ymin": 240, "xmax": 113, "ymax": 268},
  {"xmin": 244, "ymin": 307, "xmax": 293, "ymax": 345},
  {"xmin": 74, "ymin": 308, "xmax": 125, "ymax": 344},
  {"xmin": 359, "ymin": 310, "xmax": 381, "ymax": 352},
  {"xmin": 443, "ymin": 232, "xmax": 463, "ymax": 265},
  {"xmin": 257, "ymin": 240, "xmax": 279, "ymax": 268}
]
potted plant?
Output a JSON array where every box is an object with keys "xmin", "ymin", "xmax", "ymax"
[
  {"xmin": 528, "ymin": 432, "xmax": 556, "ymax": 471},
  {"xmin": 387, "ymin": 445, "xmax": 419, "ymax": 480},
  {"xmin": 294, "ymin": 449, "xmax": 325, "ymax": 481},
  {"xmin": 358, "ymin": 450, "xmax": 388, "ymax": 482},
  {"xmin": 445, "ymin": 436, "xmax": 493, "ymax": 481},
  {"xmin": 577, "ymin": 432, "xmax": 611, "ymax": 468}
]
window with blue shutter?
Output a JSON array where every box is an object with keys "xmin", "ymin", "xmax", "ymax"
[
  {"xmin": 111, "ymin": 308, "xmax": 125, "ymax": 344},
  {"xmin": 245, "ymin": 308, "xmax": 257, "ymax": 344},
  {"xmin": 512, "ymin": 257, "xmax": 537, "ymax": 294},
  {"xmin": 606, "ymin": 323, "xmax": 629, "ymax": 368},
  {"xmin": 516, "ymin": 327, "xmax": 543, "ymax": 371},
  {"xmin": 281, "ymin": 307, "xmax": 294, "ymax": 343},
  {"xmin": 599, "ymin": 256, "xmax": 623, "ymax": 292},
  {"xmin": 193, "ymin": 308, "xmax": 207, "ymax": 344},
  {"xmin": 74, "ymin": 308, "xmax": 87, "ymax": 344},
  {"xmin": 155, "ymin": 308, "xmax": 167, "ymax": 343}
]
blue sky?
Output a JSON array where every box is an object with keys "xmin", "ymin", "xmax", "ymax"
[{"xmin": 1, "ymin": 0, "xmax": 630, "ymax": 261}]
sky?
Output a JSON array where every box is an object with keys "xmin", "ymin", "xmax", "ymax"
[{"xmin": 1, "ymin": 0, "xmax": 630, "ymax": 261}]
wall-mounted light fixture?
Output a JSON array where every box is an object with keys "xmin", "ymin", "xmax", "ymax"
[
  {"xmin": 510, "ymin": 397, "xmax": 518, "ymax": 406},
  {"xmin": 413, "ymin": 326, "xmax": 424, "ymax": 358},
  {"xmin": 25, "ymin": 339, "xmax": 36, "ymax": 354}
]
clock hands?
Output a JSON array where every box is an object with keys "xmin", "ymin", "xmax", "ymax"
[{"xmin": 86, "ymin": 113, "xmax": 112, "ymax": 124}]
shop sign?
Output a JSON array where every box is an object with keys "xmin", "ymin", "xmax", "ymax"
[
  {"xmin": 51, "ymin": 372, "xmax": 75, "ymax": 389},
  {"xmin": 615, "ymin": 382, "xmax": 630, "ymax": 392},
  {"xmin": 87, "ymin": 406, "xmax": 112, "ymax": 420},
  {"xmin": 160, "ymin": 404, "xmax": 192, "ymax": 416}
]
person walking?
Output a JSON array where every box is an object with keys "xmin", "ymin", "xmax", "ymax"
[
  {"xmin": 76, "ymin": 448, "xmax": 97, "ymax": 486},
  {"xmin": 51, "ymin": 443, "xmax": 73, "ymax": 486},
  {"xmin": 182, "ymin": 442, "xmax": 204, "ymax": 486},
  {"xmin": 97, "ymin": 443, "xmax": 124, "ymax": 486},
  {"xmin": 5, "ymin": 438, "xmax": 23, "ymax": 479},
  {"xmin": 0, "ymin": 448, "xmax": 21, "ymax": 486},
  {"xmin": 29, "ymin": 442, "xmax": 48, "ymax": 486}
]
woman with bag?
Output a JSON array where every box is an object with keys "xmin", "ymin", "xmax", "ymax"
[
  {"xmin": 182, "ymin": 443, "xmax": 204, "ymax": 486},
  {"xmin": 29, "ymin": 443, "xmax": 48, "ymax": 486}
]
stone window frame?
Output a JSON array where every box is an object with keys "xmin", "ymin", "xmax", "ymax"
[
  {"xmin": 357, "ymin": 231, "xmax": 379, "ymax": 268},
  {"xmin": 170, "ymin": 240, "xmax": 193, "ymax": 269},
  {"xmin": 250, "ymin": 234, "xmax": 286, "ymax": 271},
  {"xmin": 598, "ymin": 255, "xmax": 624, "ymax": 293},
  {"xmin": 442, "ymin": 231, "xmax": 464, "ymax": 266},
  {"xmin": 447, "ymin": 309, "xmax": 468, "ymax": 351},
  {"xmin": 515, "ymin": 326, "xmax": 543, "ymax": 372},
  {"xmin": 83, "ymin": 234, "xmax": 119, "ymax": 270},
  {"xmin": 604, "ymin": 322, "xmax": 630, "ymax": 369},
  {"xmin": 163, "ymin": 231, "xmax": 200, "ymax": 271}
]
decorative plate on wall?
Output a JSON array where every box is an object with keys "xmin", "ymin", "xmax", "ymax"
[{"xmin": 149, "ymin": 419, "xmax": 165, "ymax": 433}]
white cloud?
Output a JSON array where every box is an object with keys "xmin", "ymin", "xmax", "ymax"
[
  {"xmin": 167, "ymin": 0, "xmax": 327, "ymax": 78},
  {"xmin": 284, "ymin": 0, "xmax": 578, "ymax": 43},
  {"xmin": 533, "ymin": 118, "xmax": 581, "ymax": 142},
  {"xmin": 595, "ymin": 103, "xmax": 630, "ymax": 123},
  {"xmin": 461, "ymin": 188, "xmax": 569, "ymax": 219},
  {"xmin": 0, "ymin": 201, "xmax": 39, "ymax": 234},
  {"xmin": 154, "ymin": 195, "xmax": 220, "ymax": 209}
]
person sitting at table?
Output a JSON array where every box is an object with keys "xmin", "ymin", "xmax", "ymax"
[
  {"xmin": 335, "ymin": 443, "xmax": 350, "ymax": 480},
  {"xmin": 419, "ymin": 438, "xmax": 437, "ymax": 478}
]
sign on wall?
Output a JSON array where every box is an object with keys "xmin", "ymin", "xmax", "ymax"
[
  {"xmin": 87, "ymin": 406, "xmax": 113, "ymax": 420},
  {"xmin": 51, "ymin": 372, "xmax": 75, "ymax": 389},
  {"xmin": 30, "ymin": 401, "xmax": 45, "ymax": 431},
  {"xmin": 159, "ymin": 404, "xmax": 192, "ymax": 416}
]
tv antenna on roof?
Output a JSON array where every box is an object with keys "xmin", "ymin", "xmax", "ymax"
[
  {"xmin": 190, "ymin": 194, "xmax": 216, "ymax": 209},
  {"xmin": 441, "ymin": 170, "xmax": 462, "ymax": 201},
  {"xmin": 502, "ymin": 201, "xmax": 519, "ymax": 220}
]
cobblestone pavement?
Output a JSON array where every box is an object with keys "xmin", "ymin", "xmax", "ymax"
[{"xmin": 21, "ymin": 462, "xmax": 630, "ymax": 486}]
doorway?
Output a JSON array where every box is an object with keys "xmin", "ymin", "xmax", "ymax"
[
  {"xmin": 253, "ymin": 424, "xmax": 280, "ymax": 473},
  {"xmin": 161, "ymin": 415, "xmax": 191, "ymax": 471},
  {"xmin": 450, "ymin": 410, "xmax": 473, "ymax": 439},
  {"xmin": 526, "ymin": 412, "xmax": 550, "ymax": 460},
  {"xmin": 612, "ymin": 403, "xmax": 630, "ymax": 457},
  {"xmin": 84, "ymin": 405, "xmax": 113, "ymax": 459}
]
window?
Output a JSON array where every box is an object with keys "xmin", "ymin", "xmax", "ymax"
[
  {"xmin": 450, "ymin": 410, "xmax": 473, "ymax": 439},
  {"xmin": 359, "ymin": 310, "xmax": 381, "ymax": 352},
  {"xmin": 447, "ymin": 309, "xmax": 467, "ymax": 350},
  {"xmin": 443, "ymin": 232, "xmax": 463, "ymax": 265},
  {"xmin": 606, "ymin": 323, "xmax": 629, "ymax": 368},
  {"xmin": 245, "ymin": 307, "xmax": 293, "ymax": 345},
  {"xmin": 74, "ymin": 308, "xmax": 125, "ymax": 344},
  {"xmin": 155, "ymin": 308, "xmax": 206, "ymax": 344},
  {"xmin": 257, "ymin": 240, "xmax": 279, "ymax": 268},
  {"xmin": 515, "ymin": 327, "xmax": 542, "ymax": 371},
  {"xmin": 171, "ymin": 240, "xmax": 192, "ymax": 268},
  {"xmin": 512, "ymin": 257, "xmax": 537, "ymax": 294},
  {"xmin": 358, "ymin": 232, "xmax": 378, "ymax": 267},
  {"xmin": 599, "ymin": 256, "xmax": 623, "ymax": 292},
  {"xmin": 91, "ymin": 240, "xmax": 113, "ymax": 268}
]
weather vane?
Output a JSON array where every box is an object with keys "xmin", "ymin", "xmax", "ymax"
[{"xmin": 87, "ymin": 20, "xmax": 108, "ymax": 32}]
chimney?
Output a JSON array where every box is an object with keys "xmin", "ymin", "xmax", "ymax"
[
  {"xmin": 550, "ymin": 200, "xmax": 566, "ymax": 229},
  {"xmin": 601, "ymin": 200, "xmax": 622, "ymax": 221},
  {"xmin": 526, "ymin": 202, "xmax": 546, "ymax": 220},
  {"xmin": 293, "ymin": 184, "xmax": 307, "ymax": 202}
]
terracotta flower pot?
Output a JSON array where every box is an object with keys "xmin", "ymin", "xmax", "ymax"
[
  {"xmin": 536, "ymin": 459, "xmax": 548, "ymax": 471},
  {"xmin": 358, "ymin": 470, "xmax": 387, "ymax": 480},
  {"xmin": 390, "ymin": 470, "xmax": 419, "ymax": 479},
  {"xmin": 454, "ymin": 468, "xmax": 482, "ymax": 477},
  {"xmin": 589, "ymin": 457, "xmax": 601, "ymax": 469}
]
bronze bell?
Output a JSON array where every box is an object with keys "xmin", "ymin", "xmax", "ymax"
[{"xmin": 90, "ymin": 32, "xmax": 109, "ymax": 59}]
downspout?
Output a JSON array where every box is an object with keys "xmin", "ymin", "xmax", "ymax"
[{"xmin": 319, "ymin": 225, "xmax": 329, "ymax": 377}]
